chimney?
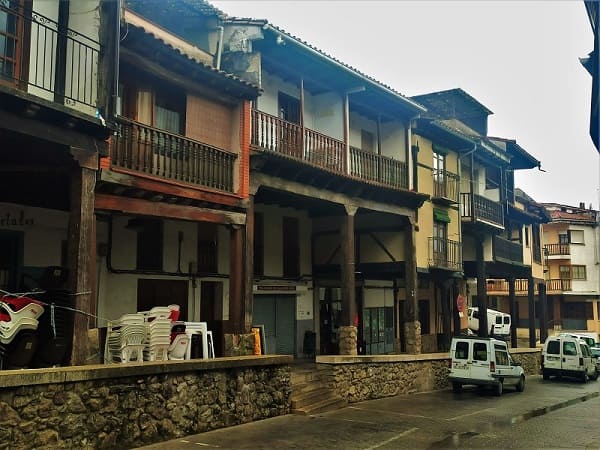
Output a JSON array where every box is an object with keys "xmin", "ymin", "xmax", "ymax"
[{"xmin": 579, "ymin": 202, "xmax": 585, "ymax": 209}]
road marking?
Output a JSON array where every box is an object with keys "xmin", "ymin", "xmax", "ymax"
[
  {"xmin": 194, "ymin": 443, "xmax": 220, "ymax": 447},
  {"xmin": 317, "ymin": 416, "xmax": 377, "ymax": 425},
  {"xmin": 348, "ymin": 406, "xmax": 430, "ymax": 419},
  {"xmin": 447, "ymin": 408, "xmax": 496, "ymax": 421},
  {"xmin": 363, "ymin": 427, "xmax": 419, "ymax": 450}
]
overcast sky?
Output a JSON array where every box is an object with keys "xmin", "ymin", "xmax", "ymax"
[{"xmin": 211, "ymin": 0, "xmax": 599, "ymax": 209}]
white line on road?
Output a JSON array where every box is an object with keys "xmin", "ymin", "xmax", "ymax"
[
  {"xmin": 193, "ymin": 442, "xmax": 220, "ymax": 447},
  {"xmin": 317, "ymin": 417, "xmax": 377, "ymax": 425},
  {"xmin": 348, "ymin": 406, "xmax": 430, "ymax": 419},
  {"xmin": 446, "ymin": 408, "xmax": 496, "ymax": 421},
  {"xmin": 363, "ymin": 427, "xmax": 419, "ymax": 450}
]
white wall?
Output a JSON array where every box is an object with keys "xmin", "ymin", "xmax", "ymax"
[
  {"xmin": 380, "ymin": 120, "xmax": 406, "ymax": 161},
  {"xmin": 568, "ymin": 225, "xmax": 600, "ymax": 295}
]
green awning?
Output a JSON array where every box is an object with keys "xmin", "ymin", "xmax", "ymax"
[{"xmin": 433, "ymin": 208, "xmax": 451, "ymax": 223}]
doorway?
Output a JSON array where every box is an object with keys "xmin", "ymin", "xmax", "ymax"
[{"xmin": 253, "ymin": 295, "xmax": 296, "ymax": 356}]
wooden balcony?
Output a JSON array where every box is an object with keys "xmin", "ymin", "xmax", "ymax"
[
  {"xmin": 0, "ymin": 3, "xmax": 100, "ymax": 109},
  {"xmin": 432, "ymin": 169, "xmax": 459, "ymax": 203},
  {"xmin": 111, "ymin": 117, "xmax": 237, "ymax": 193},
  {"xmin": 546, "ymin": 278, "xmax": 572, "ymax": 293},
  {"xmin": 251, "ymin": 109, "xmax": 408, "ymax": 189},
  {"xmin": 460, "ymin": 193, "xmax": 504, "ymax": 228},
  {"xmin": 486, "ymin": 278, "xmax": 572, "ymax": 295},
  {"xmin": 544, "ymin": 243, "xmax": 570, "ymax": 256},
  {"xmin": 493, "ymin": 236, "xmax": 523, "ymax": 264},
  {"xmin": 428, "ymin": 237, "xmax": 462, "ymax": 271}
]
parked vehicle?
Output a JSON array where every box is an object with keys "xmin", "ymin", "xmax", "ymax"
[
  {"xmin": 556, "ymin": 332, "xmax": 598, "ymax": 349},
  {"xmin": 467, "ymin": 307, "xmax": 511, "ymax": 339},
  {"xmin": 448, "ymin": 336, "xmax": 525, "ymax": 396},
  {"xmin": 590, "ymin": 347, "xmax": 600, "ymax": 376},
  {"xmin": 541, "ymin": 335, "xmax": 598, "ymax": 382}
]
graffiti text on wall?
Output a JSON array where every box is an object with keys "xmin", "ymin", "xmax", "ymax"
[{"xmin": 0, "ymin": 211, "xmax": 34, "ymax": 227}]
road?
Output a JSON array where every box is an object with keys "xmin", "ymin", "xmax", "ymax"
[{"xmin": 139, "ymin": 376, "xmax": 600, "ymax": 449}]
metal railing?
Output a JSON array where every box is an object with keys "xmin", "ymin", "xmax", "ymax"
[
  {"xmin": 432, "ymin": 169, "xmax": 459, "ymax": 202},
  {"xmin": 0, "ymin": 3, "xmax": 100, "ymax": 109},
  {"xmin": 460, "ymin": 192, "xmax": 504, "ymax": 227},
  {"xmin": 350, "ymin": 146, "xmax": 408, "ymax": 189},
  {"xmin": 112, "ymin": 117, "xmax": 237, "ymax": 192},
  {"xmin": 544, "ymin": 243, "xmax": 570, "ymax": 256},
  {"xmin": 428, "ymin": 237, "xmax": 462, "ymax": 271},
  {"xmin": 251, "ymin": 109, "xmax": 408, "ymax": 189},
  {"xmin": 493, "ymin": 235, "xmax": 523, "ymax": 264}
]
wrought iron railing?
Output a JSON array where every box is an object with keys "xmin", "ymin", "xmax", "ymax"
[
  {"xmin": 350, "ymin": 146, "xmax": 408, "ymax": 189},
  {"xmin": 251, "ymin": 109, "xmax": 408, "ymax": 189},
  {"xmin": 544, "ymin": 243, "xmax": 570, "ymax": 256},
  {"xmin": 428, "ymin": 237, "xmax": 462, "ymax": 271},
  {"xmin": 460, "ymin": 192, "xmax": 504, "ymax": 227},
  {"xmin": 432, "ymin": 169, "xmax": 459, "ymax": 202},
  {"xmin": 493, "ymin": 235, "xmax": 523, "ymax": 264},
  {"xmin": 0, "ymin": 2, "xmax": 100, "ymax": 109},
  {"xmin": 112, "ymin": 117, "xmax": 237, "ymax": 192}
]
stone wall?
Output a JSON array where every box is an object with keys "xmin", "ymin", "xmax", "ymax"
[
  {"xmin": 0, "ymin": 356, "xmax": 292, "ymax": 450},
  {"xmin": 317, "ymin": 348, "xmax": 541, "ymax": 403}
]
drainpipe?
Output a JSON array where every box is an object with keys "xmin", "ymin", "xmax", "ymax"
[{"xmin": 215, "ymin": 26, "xmax": 224, "ymax": 70}]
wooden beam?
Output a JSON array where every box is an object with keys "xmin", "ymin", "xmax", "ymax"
[
  {"xmin": 100, "ymin": 169, "xmax": 246, "ymax": 209},
  {"xmin": 95, "ymin": 194, "xmax": 246, "ymax": 225},
  {"xmin": 0, "ymin": 109, "xmax": 108, "ymax": 153},
  {"xmin": 67, "ymin": 166, "xmax": 96, "ymax": 365},
  {"xmin": 252, "ymin": 173, "xmax": 416, "ymax": 218}
]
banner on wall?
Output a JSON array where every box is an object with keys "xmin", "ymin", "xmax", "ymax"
[{"xmin": 456, "ymin": 294, "xmax": 467, "ymax": 317}]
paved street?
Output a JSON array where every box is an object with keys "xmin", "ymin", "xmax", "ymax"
[{"xmin": 139, "ymin": 376, "xmax": 600, "ymax": 449}]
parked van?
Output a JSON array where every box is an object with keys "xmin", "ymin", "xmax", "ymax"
[
  {"xmin": 556, "ymin": 332, "xmax": 599, "ymax": 349},
  {"xmin": 448, "ymin": 336, "xmax": 525, "ymax": 396},
  {"xmin": 541, "ymin": 335, "xmax": 598, "ymax": 382},
  {"xmin": 467, "ymin": 307, "xmax": 511, "ymax": 339}
]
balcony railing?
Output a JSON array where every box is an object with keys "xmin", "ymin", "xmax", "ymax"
[
  {"xmin": 432, "ymin": 169, "xmax": 459, "ymax": 203},
  {"xmin": 251, "ymin": 109, "xmax": 408, "ymax": 189},
  {"xmin": 544, "ymin": 243, "xmax": 570, "ymax": 256},
  {"xmin": 460, "ymin": 192, "xmax": 504, "ymax": 228},
  {"xmin": 486, "ymin": 279, "xmax": 538, "ymax": 295},
  {"xmin": 546, "ymin": 279, "xmax": 572, "ymax": 292},
  {"xmin": 493, "ymin": 235, "xmax": 523, "ymax": 264},
  {"xmin": 0, "ymin": 3, "xmax": 100, "ymax": 109},
  {"xmin": 111, "ymin": 117, "xmax": 237, "ymax": 192},
  {"xmin": 428, "ymin": 237, "xmax": 462, "ymax": 271},
  {"xmin": 350, "ymin": 146, "xmax": 408, "ymax": 189}
]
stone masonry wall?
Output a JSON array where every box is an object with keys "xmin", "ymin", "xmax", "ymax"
[
  {"xmin": 511, "ymin": 351, "xmax": 541, "ymax": 375},
  {"xmin": 0, "ymin": 363, "xmax": 290, "ymax": 450}
]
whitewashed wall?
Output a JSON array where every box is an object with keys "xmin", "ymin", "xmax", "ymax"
[{"xmin": 568, "ymin": 225, "xmax": 600, "ymax": 295}]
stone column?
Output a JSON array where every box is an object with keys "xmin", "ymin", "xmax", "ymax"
[
  {"xmin": 509, "ymin": 277, "xmax": 517, "ymax": 348},
  {"xmin": 339, "ymin": 205, "xmax": 358, "ymax": 355},
  {"xmin": 404, "ymin": 217, "xmax": 421, "ymax": 354}
]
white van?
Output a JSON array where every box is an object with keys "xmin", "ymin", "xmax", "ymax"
[
  {"xmin": 541, "ymin": 335, "xmax": 598, "ymax": 382},
  {"xmin": 467, "ymin": 307, "xmax": 511, "ymax": 339},
  {"xmin": 448, "ymin": 336, "xmax": 525, "ymax": 396}
]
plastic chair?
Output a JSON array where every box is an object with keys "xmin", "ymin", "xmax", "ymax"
[{"xmin": 168, "ymin": 334, "xmax": 190, "ymax": 360}]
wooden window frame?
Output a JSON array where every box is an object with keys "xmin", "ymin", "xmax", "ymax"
[{"xmin": 0, "ymin": 0, "xmax": 31, "ymax": 88}]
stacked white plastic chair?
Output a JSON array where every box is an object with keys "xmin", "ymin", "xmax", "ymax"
[
  {"xmin": 183, "ymin": 322, "xmax": 215, "ymax": 360},
  {"xmin": 0, "ymin": 297, "xmax": 44, "ymax": 345},
  {"xmin": 143, "ymin": 317, "xmax": 171, "ymax": 361},
  {"xmin": 104, "ymin": 313, "xmax": 146, "ymax": 363}
]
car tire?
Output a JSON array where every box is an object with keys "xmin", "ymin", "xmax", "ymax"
[
  {"xmin": 495, "ymin": 380, "xmax": 503, "ymax": 396},
  {"xmin": 452, "ymin": 382, "xmax": 462, "ymax": 393},
  {"xmin": 580, "ymin": 372, "xmax": 588, "ymax": 383},
  {"xmin": 542, "ymin": 370, "xmax": 550, "ymax": 381},
  {"xmin": 516, "ymin": 375, "xmax": 525, "ymax": 392}
]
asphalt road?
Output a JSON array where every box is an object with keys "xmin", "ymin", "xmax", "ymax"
[{"xmin": 138, "ymin": 376, "xmax": 600, "ymax": 450}]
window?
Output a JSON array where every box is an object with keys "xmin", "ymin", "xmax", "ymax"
[
  {"xmin": 278, "ymin": 92, "xmax": 300, "ymax": 124},
  {"xmin": 580, "ymin": 343, "xmax": 591, "ymax": 357},
  {"xmin": 455, "ymin": 341, "xmax": 469, "ymax": 360},
  {"xmin": 524, "ymin": 227, "xmax": 530, "ymax": 247},
  {"xmin": 563, "ymin": 341, "xmax": 577, "ymax": 356},
  {"xmin": 558, "ymin": 233, "xmax": 569, "ymax": 244},
  {"xmin": 254, "ymin": 212, "xmax": 264, "ymax": 277},
  {"xmin": 433, "ymin": 152, "xmax": 446, "ymax": 197},
  {"xmin": 571, "ymin": 265, "xmax": 587, "ymax": 280},
  {"xmin": 568, "ymin": 230, "xmax": 584, "ymax": 244},
  {"xmin": 361, "ymin": 130, "xmax": 374, "ymax": 153},
  {"xmin": 559, "ymin": 265, "xmax": 571, "ymax": 279},
  {"xmin": 282, "ymin": 216, "xmax": 300, "ymax": 277},
  {"xmin": 0, "ymin": 0, "xmax": 25, "ymax": 85},
  {"xmin": 495, "ymin": 348, "xmax": 509, "ymax": 366},
  {"xmin": 547, "ymin": 340, "xmax": 560, "ymax": 355},
  {"xmin": 432, "ymin": 218, "xmax": 448, "ymax": 265},
  {"xmin": 473, "ymin": 342, "xmax": 488, "ymax": 361},
  {"xmin": 532, "ymin": 225, "xmax": 541, "ymax": 264},
  {"xmin": 136, "ymin": 219, "xmax": 163, "ymax": 271}
]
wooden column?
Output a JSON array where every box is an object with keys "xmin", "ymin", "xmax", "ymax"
[
  {"xmin": 508, "ymin": 277, "xmax": 517, "ymax": 348},
  {"xmin": 475, "ymin": 236, "xmax": 488, "ymax": 337},
  {"xmin": 67, "ymin": 165, "xmax": 96, "ymax": 365},
  {"xmin": 339, "ymin": 205, "xmax": 357, "ymax": 355},
  {"xmin": 243, "ymin": 195, "xmax": 255, "ymax": 331},
  {"xmin": 538, "ymin": 282, "xmax": 548, "ymax": 344},
  {"xmin": 229, "ymin": 224, "xmax": 244, "ymax": 334},
  {"xmin": 404, "ymin": 217, "xmax": 421, "ymax": 354},
  {"xmin": 440, "ymin": 280, "xmax": 451, "ymax": 351},
  {"xmin": 452, "ymin": 280, "xmax": 461, "ymax": 336},
  {"xmin": 527, "ymin": 275, "xmax": 536, "ymax": 348}
]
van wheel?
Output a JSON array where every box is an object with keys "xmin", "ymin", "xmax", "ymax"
[
  {"xmin": 591, "ymin": 373, "xmax": 599, "ymax": 381},
  {"xmin": 452, "ymin": 382, "xmax": 462, "ymax": 393},
  {"xmin": 542, "ymin": 370, "xmax": 550, "ymax": 381},
  {"xmin": 516, "ymin": 375, "xmax": 525, "ymax": 392},
  {"xmin": 581, "ymin": 372, "xmax": 588, "ymax": 383},
  {"xmin": 495, "ymin": 380, "xmax": 503, "ymax": 396}
]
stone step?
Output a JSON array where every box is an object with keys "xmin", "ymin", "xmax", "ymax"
[
  {"xmin": 292, "ymin": 396, "xmax": 348, "ymax": 416},
  {"xmin": 290, "ymin": 369, "xmax": 320, "ymax": 384},
  {"xmin": 291, "ymin": 380, "xmax": 325, "ymax": 396},
  {"xmin": 291, "ymin": 387, "xmax": 337, "ymax": 410}
]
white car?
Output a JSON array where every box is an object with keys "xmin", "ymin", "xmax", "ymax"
[{"xmin": 448, "ymin": 336, "xmax": 525, "ymax": 396}]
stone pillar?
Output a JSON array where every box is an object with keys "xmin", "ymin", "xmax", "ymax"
[
  {"xmin": 509, "ymin": 277, "xmax": 517, "ymax": 348},
  {"xmin": 339, "ymin": 326, "xmax": 357, "ymax": 355},
  {"xmin": 404, "ymin": 217, "xmax": 420, "ymax": 354},
  {"xmin": 527, "ymin": 275, "xmax": 536, "ymax": 348},
  {"xmin": 340, "ymin": 205, "xmax": 358, "ymax": 354},
  {"xmin": 475, "ymin": 237, "xmax": 488, "ymax": 337},
  {"xmin": 67, "ymin": 164, "xmax": 96, "ymax": 366}
]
